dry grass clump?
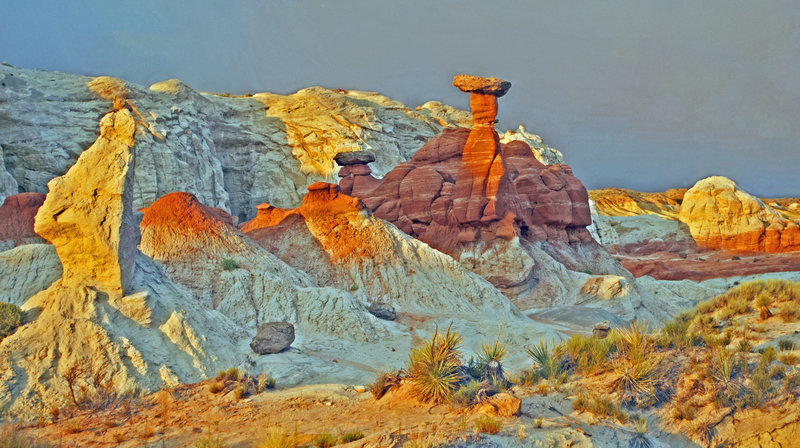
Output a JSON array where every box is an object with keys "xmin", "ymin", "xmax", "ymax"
[
  {"xmin": 563, "ymin": 333, "xmax": 613, "ymax": 374},
  {"xmin": 311, "ymin": 432, "xmax": 336, "ymax": 448},
  {"xmin": 0, "ymin": 424, "xmax": 48, "ymax": 447},
  {"xmin": 609, "ymin": 321, "xmax": 670, "ymax": 408},
  {"xmin": 572, "ymin": 390, "xmax": 628, "ymax": 423},
  {"xmin": 367, "ymin": 371, "xmax": 402, "ymax": 400},
  {"xmin": 406, "ymin": 325, "xmax": 463, "ymax": 404},
  {"xmin": 194, "ymin": 435, "xmax": 226, "ymax": 448},
  {"xmin": 525, "ymin": 340, "xmax": 564, "ymax": 380},
  {"xmin": 259, "ymin": 426, "xmax": 297, "ymax": 448},
  {"xmin": 473, "ymin": 415, "xmax": 503, "ymax": 434},
  {"xmin": 339, "ymin": 430, "xmax": 364, "ymax": 443}
]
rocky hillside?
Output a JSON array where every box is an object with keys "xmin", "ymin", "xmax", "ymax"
[{"xmin": 0, "ymin": 63, "xmax": 558, "ymax": 221}]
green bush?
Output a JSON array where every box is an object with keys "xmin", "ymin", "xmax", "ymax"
[
  {"xmin": 220, "ymin": 258, "xmax": 237, "ymax": 271},
  {"xmin": 525, "ymin": 340, "xmax": 563, "ymax": 380},
  {"xmin": 0, "ymin": 302, "xmax": 24, "ymax": 342},
  {"xmin": 450, "ymin": 380, "xmax": 482, "ymax": 407},
  {"xmin": 778, "ymin": 339, "xmax": 796, "ymax": 351}
]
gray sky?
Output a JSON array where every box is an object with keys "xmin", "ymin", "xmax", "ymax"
[{"xmin": 2, "ymin": 0, "xmax": 798, "ymax": 196}]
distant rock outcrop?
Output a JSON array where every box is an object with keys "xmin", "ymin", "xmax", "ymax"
[
  {"xmin": 0, "ymin": 193, "xmax": 45, "ymax": 250},
  {"xmin": 679, "ymin": 176, "xmax": 800, "ymax": 253}
]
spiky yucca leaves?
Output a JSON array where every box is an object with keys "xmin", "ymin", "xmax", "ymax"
[
  {"xmin": 525, "ymin": 339, "xmax": 562, "ymax": 380},
  {"xmin": 406, "ymin": 325, "xmax": 463, "ymax": 403},
  {"xmin": 610, "ymin": 321, "xmax": 666, "ymax": 406},
  {"xmin": 755, "ymin": 292, "xmax": 773, "ymax": 321},
  {"xmin": 479, "ymin": 341, "xmax": 507, "ymax": 364}
]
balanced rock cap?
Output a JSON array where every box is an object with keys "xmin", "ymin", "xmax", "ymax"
[
  {"xmin": 453, "ymin": 74, "xmax": 511, "ymax": 97},
  {"xmin": 334, "ymin": 151, "xmax": 376, "ymax": 166}
]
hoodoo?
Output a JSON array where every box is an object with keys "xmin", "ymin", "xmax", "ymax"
[{"xmin": 337, "ymin": 74, "xmax": 592, "ymax": 255}]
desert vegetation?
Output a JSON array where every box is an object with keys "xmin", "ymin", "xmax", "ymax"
[{"xmin": 0, "ymin": 302, "xmax": 24, "ymax": 342}]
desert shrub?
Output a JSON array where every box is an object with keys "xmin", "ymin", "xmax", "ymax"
[
  {"xmin": 194, "ymin": 435, "xmax": 226, "ymax": 448},
  {"xmin": 257, "ymin": 373, "xmax": 276, "ymax": 392},
  {"xmin": 367, "ymin": 371, "xmax": 401, "ymax": 400},
  {"xmin": 525, "ymin": 340, "xmax": 563, "ymax": 380},
  {"xmin": 339, "ymin": 431, "xmax": 364, "ymax": 443},
  {"xmin": 778, "ymin": 339, "xmax": 796, "ymax": 351},
  {"xmin": 671, "ymin": 402, "xmax": 696, "ymax": 421},
  {"xmin": 563, "ymin": 334, "xmax": 613, "ymax": 374},
  {"xmin": 450, "ymin": 380, "xmax": 482, "ymax": 407},
  {"xmin": 220, "ymin": 258, "xmax": 237, "ymax": 271},
  {"xmin": 234, "ymin": 383, "xmax": 246, "ymax": 400},
  {"xmin": 517, "ymin": 367, "xmax": 540, "ymax": 387},
  {"xmin": 759, "ymin": 347, "xmax": 777, "ymax": 366},
  {"xmin": 610, "ymin": 322, "xmax": 667, "ymax": 407},
  {"xmin": 784, "ymin": 372, "xmax": 800, "ymax": 393},
  {"xmin": 225, "ymin": 367, "xmax": 242, "ymax": 381},
  {"xmin": 312, "ymin": 433, "xmax": 337, "ymax": 448},
  {"xmin": 406, "ymin": 325, "xmax": 462, "ymax": 403},
  {"xmin": 260, "ymin": 426, "xmax": 297, "ymax": 448},
  {"xmin": 0, "ymin": 425, "xmax": 48, "ymax": 447},
  {"xmin": 208, "ymin": 381, "xmax": 225, "ymax": 394},
  {"xmin": 629, "ymin": 417, "xmax": 653, "ymax": 448},
  {"xmin": 0, "ymin": 302, "xmax": 24, "ymax": 342},
  {"xmin": 657, "ymin": 312, "xmax": 697, "ymax": 349},
  {"xmin": 473, "ymin": 415, "xmax": 503, "ymax": 434},
  {"xmin": 778, "ymin": 302, "xmax": 800, "ymax": 322},
  {"xmin": 778, "ymin": 351, "xmax": 798, "ymax": 366},
  {"xmin": 745, "ymin": 365, "xmax": 773, "ymax": 408},
  {"xmin": 572, "ymin": 391, "xmax": 628, "ymax": 423},
  {"xmin": 755, "ymin": 292, "xmax": 773, "ymax": 320}
]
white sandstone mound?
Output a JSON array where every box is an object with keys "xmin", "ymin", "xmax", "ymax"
[{"xmin": 500, "ymin": 124, "xmax": 565, "ymax": 165}]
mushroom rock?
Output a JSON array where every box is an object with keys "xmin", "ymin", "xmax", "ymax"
[
  {"xmin": 337, "ymin": 75, "xmax": 593, "ymax": 256},
  {"xmin": 34, "ymin": 109, "xmax": 139, "ymax": 299},
  {"xmin": 0, "ymin": 193, "xmax": 47, "ymax": 249}
]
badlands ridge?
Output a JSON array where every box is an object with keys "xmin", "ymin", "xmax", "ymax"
[{"xmin": 0, "ymin": 63, "xmax": 799, "ymax": 446}]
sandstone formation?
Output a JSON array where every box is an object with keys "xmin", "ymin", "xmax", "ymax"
[
  {"xmin": 138, "ymin": 191, "xmax": 386, "ymax": 342},
  {"xmin": 679, "ymin": 176, "xmax": 800, "ymax": 253},
  {"xmin": 250, "ymin": 322, "xmax": 295, "ymax": 355},
  {"xmin": 0, "ymin": 192, "xmax": 45, "ymax": 250},
  {"xmin": 589, "ymin": 187, "xmax": 686, "ymax": 220},
  {"xmin": 338, "ymin": 75, "xmax": 592, "ymax": 256},
  {"xmin": 0, "ymin": 110, "xmax": 246, "ymax": 417},
  {"xmin": 34, "ymin": 109, "xmax": 139, "ymax": 299},
  {"xmin": 240, "ymin": 182, "xmax": 532, "ymax": 319}
]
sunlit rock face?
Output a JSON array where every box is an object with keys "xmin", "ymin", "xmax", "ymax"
[
  {"xmin": 679, "ymin": 176, "xmax": 800, "ymax": 253},
  {"xmin": 338, "ymin": 75, "xmax": 593, "ymax": 256}
]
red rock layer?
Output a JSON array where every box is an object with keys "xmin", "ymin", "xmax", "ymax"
[
  {"xmin": 620, "ymin": 251, "xmax": 800, "ymax": 282},
  {"xmin": 0, "ymin": 193, "xmax": 46, "ymax": 245},
  {"xmin": 241, "ymin": 182, "xmax": 373, "ymax": 262},
  {"xmin": 337, "ymin": 75, "xmax": 592, "ymax": 255}
]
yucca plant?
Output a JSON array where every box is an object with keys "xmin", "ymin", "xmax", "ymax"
[
  {"xmin": 525, "ymin": 339, "xmax": 562, "ymax": 379},
  {"xmin": 629, "ymin": 417, "xmax": 653, "ymax": 448},
  {"xmin": 406, "ymin": 324, "xmax": 463, "ymax": 403},
  {"xmin": 755, "ymin": 292, "xmax": 773, "ymax": 321}
]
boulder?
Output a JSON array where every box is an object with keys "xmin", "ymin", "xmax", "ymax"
[
  {"xmin": 368, "ymin": 302, "xmax": 396, "ymax": 321},
  {"xmin": 475, "ymin": 392, "xmax": 521, "ymax": 417},
  {"xmin": 250, "ymin": 322, "xmax": 295, "ymax": 354},
  {"xmin": 593, "ymin": 321, "xmax": 611, "ymax": 339},
  {"xmin": 452, "ymin": 74, "xmax": 511, "ymax": 97},
  {"xmin": 334, "ymin": 151, "xmax": 376, "ymax": 166}
]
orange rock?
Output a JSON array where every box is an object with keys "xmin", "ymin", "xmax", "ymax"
[{"xmin": 474, "ymin": 392, "xmax": 521, "ymax": 417}]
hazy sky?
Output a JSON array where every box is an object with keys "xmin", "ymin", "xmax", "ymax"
[{"xmin": 2, "ymin": 0, "xmax": 798, "ymax": 196}]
